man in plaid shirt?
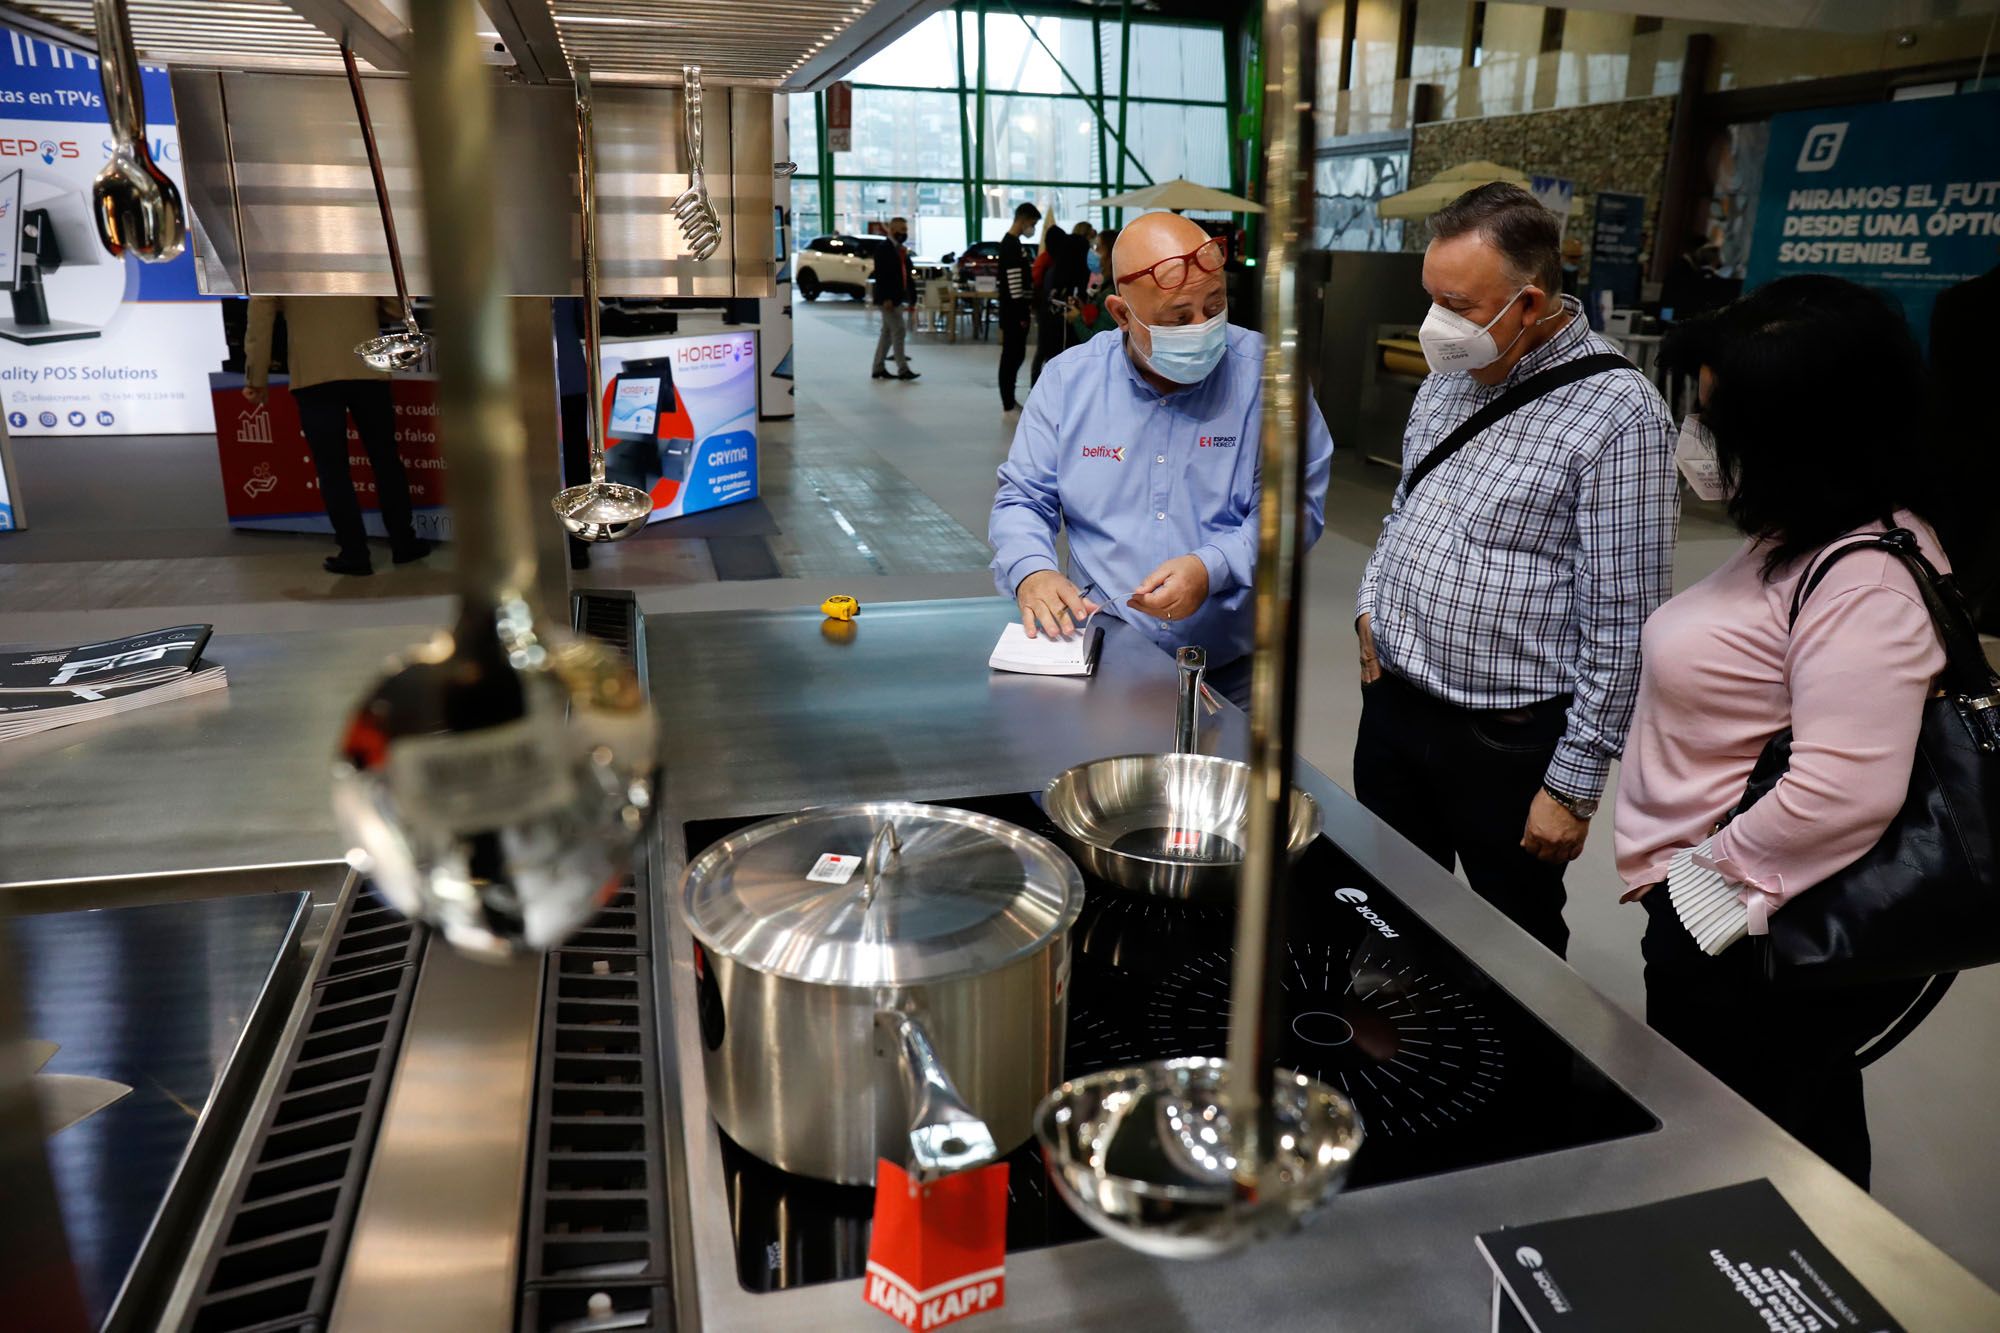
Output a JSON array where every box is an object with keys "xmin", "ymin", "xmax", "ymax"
[{"xmin": 1355, "ymin": 184, "xmax": 1678, "ymax": 956}]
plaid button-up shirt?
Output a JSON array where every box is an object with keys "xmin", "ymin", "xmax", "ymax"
[{"xmin": 1357, "ymin": 308, "xmax": 1679, "ymax": 801}]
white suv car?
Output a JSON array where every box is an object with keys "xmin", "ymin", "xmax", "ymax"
[{"xmin": 793, "ymin": 234, "xmax": 879, "ymax": 301}]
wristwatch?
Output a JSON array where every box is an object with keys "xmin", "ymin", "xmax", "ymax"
[{"xmin": 1542, "ymin": 785, "xmax": 1599, "ymax": 820}]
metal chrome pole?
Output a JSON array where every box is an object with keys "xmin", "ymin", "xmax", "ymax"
[
  {"xmin": 1225, "ymin": 0, "xmax": 1317, "ymax": 1196},
  {"xmin": 573, "ymin": 60, "xmax": 608, "ymax": 487},
  {"xmin": 342, "ymin": 43, "xmax": 416, "ymax": 329},
  {"xmin": 407, "ymin": 0, "xmax": 535, "ymax": 607}
]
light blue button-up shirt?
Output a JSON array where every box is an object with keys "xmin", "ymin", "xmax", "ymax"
[{"xmin": 989, "ymin": 325, "xmax": 1334, "ymax": 668}]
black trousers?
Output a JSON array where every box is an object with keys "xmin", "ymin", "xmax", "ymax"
[
  {"xmin": 1353, "ymin": 671, "xmax": 1573, "ymax": 956},
  {"xmin": 294, "ymin": 379, "xmax": 416, "ymax": 558},
  {"xmin": 1640, "ymin": 890, "xmax": 1924, "ymax": 1189},
  {"xmin": 998, "ymin": 302, "xmax": 1030, "ymax": 406},
  {"xmin": 1030, "ymin": 305, "xmax": 1066, "ymax": 384}
]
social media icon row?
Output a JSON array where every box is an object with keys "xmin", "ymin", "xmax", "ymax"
[{"xmin": 7, "ymin": 409, "xmax": 116, "ymax": 429}]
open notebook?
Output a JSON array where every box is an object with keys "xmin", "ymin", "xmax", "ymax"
[{"xmin": 988, "ymin": 621, "xmax": 1103, "ymax": 676}]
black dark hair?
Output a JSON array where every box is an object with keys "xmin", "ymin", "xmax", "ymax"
[
  {"xmin": 1661, "ymin": 274, "xmax": 1943, "ymax": 577},
  {"xmin": 1015, "ymin": 202, "xmax": 1042, "ymax": 223},
  {"xmin": 1427, "ymin": 182, "xmax": 1563, "ymax": 296}
]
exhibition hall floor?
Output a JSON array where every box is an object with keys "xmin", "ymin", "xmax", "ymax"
[{"xmin": 4, "ymin": 296, "xmax": 1997, "ymax": 1289}]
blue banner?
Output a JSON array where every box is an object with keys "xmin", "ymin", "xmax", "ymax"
[
  {"xmin": 1745, "ymin": 93, "xmax": 2000, "ymax": 342},
  {"xmin": 1587, "ymin": 191, "xmax": 1646, "ymax": 326}
]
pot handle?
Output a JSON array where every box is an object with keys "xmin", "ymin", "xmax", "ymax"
[
  {"xmin": 856, "ymin": 820, "xmax": 901, "ymax": 908},
  {"xmin": 874, "ymin": 1007, "xmax": 999, "ymax": 1182}
]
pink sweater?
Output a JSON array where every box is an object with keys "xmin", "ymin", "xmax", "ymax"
[{"xmin": 1614, "ymin": 514, "xmax": 1948, "ymax": 928}]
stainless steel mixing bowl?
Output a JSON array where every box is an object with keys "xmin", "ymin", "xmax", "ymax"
[{"xmin": 1042, "ymin": 751, "xmax": 1322, "ymax": 903}]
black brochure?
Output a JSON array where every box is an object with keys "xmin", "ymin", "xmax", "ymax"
[
  {"xmin": 1478, "ymin": 1179, "xmax": 1904, "ymax": 1333},
  {"xmin": 0, "ymin": 624, "xmax": 213, "ymax": 692}
]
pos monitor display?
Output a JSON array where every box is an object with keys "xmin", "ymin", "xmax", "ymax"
[
  {"xmin": 0, "ymin": 169, "xmax": 23, "ymax": 294},
  {"xmin": 0, "ymin": 171, "xmax": 97, "ymax": 345}
]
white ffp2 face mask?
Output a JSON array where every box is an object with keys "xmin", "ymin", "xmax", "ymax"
[
  {"xmin": 1417, "ymin": 286, "xmax": 1529, "ymax": 373},
  {"xmin": 1675, "ymin": 414, "xmax": 1729, "ymax": 502}
]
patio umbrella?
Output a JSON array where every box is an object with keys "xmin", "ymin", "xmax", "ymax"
[
  {"xmin": 1375, "ymin": 160, "xmax": 1528, "ymax": 221},
  {"xmin": 1083, "ymin": 176, "xmax": 1266, "ymax": 214}
]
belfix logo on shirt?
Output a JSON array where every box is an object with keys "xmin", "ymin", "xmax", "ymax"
[
  {"xmin": 1081, "ymin": 445, "xmax": 1126, "ymax": 461},
  {"xmin": 1198, "ymin": 434, "xmax": 1238, "ymax": 448}
]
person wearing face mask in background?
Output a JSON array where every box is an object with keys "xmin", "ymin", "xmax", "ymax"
[
  {"xmin": 1616, "ymin": 276, "xmax": 1953, "ymax": 1188},
  {"xmin": 869, "ymin": 216, "xmax": 919, "ymax": 383},
  {"xmin": 1353, "ymin": 183, "xmax": 1678, "ymax": 957},
  {"xmin": 988, "ymin": 211, "xmax": 1334, "ymax": 708}
]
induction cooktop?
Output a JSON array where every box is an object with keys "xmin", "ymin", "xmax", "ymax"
[{"xmin": 683, "ymin": 792, "xmax": 1657, "ymax": 1295}]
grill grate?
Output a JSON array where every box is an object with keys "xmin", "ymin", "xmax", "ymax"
[
  {"xmin": 519, "ymin": 878, "xmax": 672, "ymax": 1330},
  {"xmin": 519, "ymin": 588, "xmax": 667, "ymax": 1329},
  {"xmin": 183, "ymin": 884, "xmax": 424, "ymax": 1333}
]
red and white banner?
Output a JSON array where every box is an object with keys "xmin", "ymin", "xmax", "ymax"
[{"xmin": 210, "ymin": 373, "xmax": 451, "ymax": 540}]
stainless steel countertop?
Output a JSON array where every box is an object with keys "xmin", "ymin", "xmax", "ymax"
[
  {"xmin": 0, "ymin": 627, "xmax": 419, "ymax": 885},
  {"xmin": 648, "ymin": 598, "xmax": 2000, "ymax": 1332},
  {"xmin": 6, "ymin": 604, "xmax": 1996, "ymax": 1330}
]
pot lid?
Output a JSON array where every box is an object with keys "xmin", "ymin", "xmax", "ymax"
[{"xmin": 681, "ymin": 802, "xmax": 1084, "ymax": 986}]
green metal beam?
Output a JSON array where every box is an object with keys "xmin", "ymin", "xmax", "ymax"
[
  {"xmin": 843, "ymin": 80, "xmax": 1224, "ymax": 109},
  {"xmin": 1091, "ymin": 17, "xmax": 1109, "ymax": 229},
  {"xmin": 834, "ymin": 175, "xmax": 1120, "ymax": 189},
  {"xmin": 999, "ymin": 0, "xmax": 1152, "ymax": 189},
  {"xmin": 975, "ymin": 0, "xmax": 988, "ymax": 241},
  {"xmin": 1114, "ymin": 0, "xmax": 1131, "ymax": 228},
  {"xmin": 815, "ymin": 88, "xmax": 834, "ymax": 236},
  {"xmin": 954, "ymin": 4, "xmax": 976, "ymax": 249}
]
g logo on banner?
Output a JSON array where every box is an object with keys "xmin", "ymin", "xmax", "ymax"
[{"xmin": 1796, "ymin": 123, "xmax": 1848, "ymax": 173}]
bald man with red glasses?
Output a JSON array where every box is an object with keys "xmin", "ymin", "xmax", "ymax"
[{"xmin": 988, "ymin": 211, "xmax": 1334, "ymax": 707}]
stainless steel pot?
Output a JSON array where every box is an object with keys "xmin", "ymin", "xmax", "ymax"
[
  {"xmin": 1043, "ymin": 647, "xmax": 1322, "ymax": 903},
  {"xmin": 681, "ymin": 802, "xmax": 1083, "ymax": 1185}
]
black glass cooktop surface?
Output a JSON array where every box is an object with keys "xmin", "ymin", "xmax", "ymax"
[{"xmin": 684, "ymin": 793, "xmax": 1656, "ymax": 1295}]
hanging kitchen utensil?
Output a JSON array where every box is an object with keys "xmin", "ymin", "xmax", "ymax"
[
  {"xmin": 1033, "ymin": 0, "xmax": 1362, "ymax": 1259},
  {"xmin": 1042, "ymin": 646, "xmax": 1322, "ymax": 903},
  {"xmin": 331, "ymin": 0, "xmax": 659, "ymax": 959},
  {"xmin": 551, "ymin": 59, "xmax": 653, "ymax": 543},
  {"xmin": 672, "ymin": 66, "xmax": 722, "ymax": 261},
  {"xmin": 682, "ymin": 802, "xmax": 1083, "ymax": 1185},
  {"xmin": 342, "ymin": 43, "xmax": 431, "ymax": 372},
  {"xmin": 89, "ymin": 0, "xmax": 185, "ymax": 262}
]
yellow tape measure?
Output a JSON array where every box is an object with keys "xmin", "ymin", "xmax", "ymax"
[{"xmin": 820, "ymin": 594, "xmax": 859, "ymax": 621}]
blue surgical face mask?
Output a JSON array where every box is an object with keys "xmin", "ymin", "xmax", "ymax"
[
  {"xmin": 1086, "ymin": 249, "xmax": 1102, "ymax": 274},
  {"xmin": 1138, "ymin": 309, "xmax": 1228, "ymax": 385}
]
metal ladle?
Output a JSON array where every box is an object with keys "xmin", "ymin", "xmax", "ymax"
[
  {"xmin": 341, "ymin": 43, "xmax": 431, "ymax": 372},
  {"xmin": 331, "ymin": 0, "xmax": 659, "ymax": 959},
  {"xmin": 1033, "ymin": 0, "xmax": 1362, "ymax": 1259},
  {"xmin": 550, "ymin": 59, "xmax": 653, "ymax": 542},
  {"xmin": 89, "ymin": 0, "xmax": 185, "ymax": 262}
]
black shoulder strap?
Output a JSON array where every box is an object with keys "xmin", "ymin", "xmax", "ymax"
[
  {"xmin": 1790, "ymin": 528, "xmax": 1998, "ymax": 695},
  {"xmin": 1403, "ymin": 352, "xmax": 1633, "ymax": 499}
]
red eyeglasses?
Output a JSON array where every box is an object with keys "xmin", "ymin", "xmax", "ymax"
[{"xmin": 1116, "ymin": 237, "xmax": 1227, "ymax": 291}]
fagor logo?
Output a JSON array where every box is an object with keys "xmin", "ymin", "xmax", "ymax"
[
  {"xmin": 1334, "ymin": 887, "xmax": 1399, "ymax": 939},
  {"xmin": 1081, "ymin": 445, "xmax": 1126, "ymax": 461},
  {"xmin": 1796, "ymin": 122, "xmax": 1848, "ymax": 173},
  {"xmin": 1514, "ymin": 1245, "xmax": 1572, "ymax": 1314}
]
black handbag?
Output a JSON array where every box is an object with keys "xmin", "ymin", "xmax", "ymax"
[{"xmin": 1725, "ymin": 527, "xmax": 2000, "ymax": 1004}]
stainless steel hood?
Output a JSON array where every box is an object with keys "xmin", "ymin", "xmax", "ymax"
[
  {"xmin": 7, "ymin": 0, "xmax": 952, "ymax": 88},
  {"xmin": 170, "ymin": 69, "xmax": 774, "ymax": 298}
]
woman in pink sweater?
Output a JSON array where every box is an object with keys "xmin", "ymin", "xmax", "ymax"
[{"xmin": 1613, "ymin": 277, "xmax": 1951, "ymax": 1188}]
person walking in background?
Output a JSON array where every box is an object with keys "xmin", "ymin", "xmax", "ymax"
[
  {"xmin": 243, "ymin": 295, "xmax": 432, "ymax": 577},
  {"xmin": 1929, "ymin": 248, "xmax": 2000, "ymax": 635},
  {"xmin": 1068, "ymin": 227, "xmax": 1119, "ymax": 342},
  {"xmin": 870, "ymin": 216, "xmax": 919, "ymax": 382},
  {"xmin": 1353, "ymin": 183, "xmax": 1678, "ymax": 957},
  {"xmin": 1032, "ymin": 226, "xmax": 1088, "ymax": 385},
  {"xmin": 997, "ymin": 201, "xmax": 1040, "ymax": 412},
  {"xmin": 1616, "ymin": 276, "xmax": 1951, "ymax": 1188}
]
